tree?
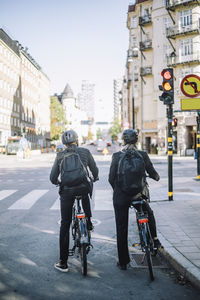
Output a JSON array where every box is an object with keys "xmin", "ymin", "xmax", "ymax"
[
  {"xmin": 109, "ymin": 118, "xmax": 121, "ymax": 140},
  {"xmin": 96, "ymin": 128, "xmax": 102, "ymax": 140},
  {"xmin": 50, "ymin": 96, "xmax": 66, "ymax": 140}
]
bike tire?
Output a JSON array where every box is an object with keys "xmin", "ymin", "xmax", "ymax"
[
  {"xmin": 80, "ymin": 243, "xmax": 87, "ymax": 276},
  {"xmin": 145, "ymin": 245, "xmax": 154, "ymax": 281}
]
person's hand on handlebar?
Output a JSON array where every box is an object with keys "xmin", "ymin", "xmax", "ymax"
[{"xmin": 93, "ymin": 176, "xmax": 99, "ymax": 182}]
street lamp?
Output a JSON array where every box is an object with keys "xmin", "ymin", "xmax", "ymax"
[{"xmin": 127, "ymin": 47, "xmax": 138, "ymax": 130}]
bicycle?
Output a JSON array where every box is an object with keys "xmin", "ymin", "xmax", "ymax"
[
  {"xmin": 69, "ymin": 195, "xmax": 92, "ymax": 276},
  {"xmin": 130, "ymin": 197, "xmax": 155, "ymax": 281}
]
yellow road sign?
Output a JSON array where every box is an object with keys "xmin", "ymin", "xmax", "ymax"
[
  {"xmin": 181, "ymin": 98, "xmax": 200, "ymax": 111},
  {"xmin": 180, "ymin": 74, "xmax": 200, "ymax": 98}
]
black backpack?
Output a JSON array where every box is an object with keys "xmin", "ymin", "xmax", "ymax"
[
  {"xmin": 60, "ymin": 149, "xmax": 88, "ymax": 187},
  {"xmin": 117, "ymin": 149, "xmax": 146, "ymax": 195}
]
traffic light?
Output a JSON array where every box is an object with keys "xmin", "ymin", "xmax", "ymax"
[
  {"xmin": 173, "ymin": 117, "xmax": 178, "ymax": 127},
  {"xmin": 159, "ymin": 68, "xmax": 174, "ymax": 105}
]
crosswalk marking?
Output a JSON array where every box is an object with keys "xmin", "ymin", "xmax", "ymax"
[
  {"xmin": 8, "ymin": 189, "xmax": 48, "ymax": 210},
  {"xmin": 50, "ymin": 197, "xmax": 60, "ymax": 210},
  {"xmin": 0, "ymin": 189, "xmax": 114, "ymax": 211},
  {"xmin": 0, "ymin": 190, "xmax": 17, "ymax": 201}
]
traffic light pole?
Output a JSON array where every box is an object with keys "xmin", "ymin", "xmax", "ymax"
[
  {"xmin": 197, "ymin": 111, "xmax": 200, "ymax": 180},
  {"xmin": 167, "ymin": 104, "xmax": 173, "ymax": 201}
]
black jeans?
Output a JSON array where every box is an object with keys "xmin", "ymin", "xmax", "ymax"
[
  {"xmin": 114, "ymin": 193, "xmax": 157, "ymax": 266},
  {"xmin": 59, "ymin": 189, "xmax": 92, "ymax": 263}
]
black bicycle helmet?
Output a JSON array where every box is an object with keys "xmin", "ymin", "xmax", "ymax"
[
  {"xmin": 122, "ymin": 129, "xmax": 138, "ymax": 145},
  {"xmin": 62, "ymin": 130, "xmax": 78, "ymax": 145}
]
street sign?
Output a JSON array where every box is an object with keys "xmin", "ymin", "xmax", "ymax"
[
  {"xmin": 181, "ymin": 98, "xmax": 200, "ymax": 111},
  {"xmin": 180, "ymin": 74, "xmax": 200, "ymax": 98}
]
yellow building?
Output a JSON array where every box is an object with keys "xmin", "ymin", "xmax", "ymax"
[{"xmin": 126, "ymin": 0, "xmax": 200, "ymax": 155}]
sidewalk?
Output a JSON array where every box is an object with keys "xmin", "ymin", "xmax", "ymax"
[{"xmin": 148, "ymin": 162, "xmax": 200, "ymax": 290}]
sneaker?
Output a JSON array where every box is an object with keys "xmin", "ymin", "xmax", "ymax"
[
  {"xmin": 117, "ymin": 262, "xmax": 127, "ymax": 270},
  {"xmin": 154, "ymin": 239, "xmax": 162, "ymax": 250},
  {"xmin": 54, "ymin": 260, "xmax": 69, "ymax": 272}
]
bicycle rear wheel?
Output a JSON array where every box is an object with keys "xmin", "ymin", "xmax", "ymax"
[
  {"xmin": 145, "ymin": 245, "xmax": 154, "ymax": 281},
  {"xmin": 80, "ymin": 243, "xmax": 87, "ymax": 276}
]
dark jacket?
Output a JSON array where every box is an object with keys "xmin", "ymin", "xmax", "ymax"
[
  {"xmin": 109, "ymin": 149, "xmax": 159, "ymax": 190},
  {"xmin": 50, "ymin": 144, "xmax": 99, "ymax": 186}
]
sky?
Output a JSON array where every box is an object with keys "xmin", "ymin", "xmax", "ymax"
[{"xmin": 0, "ymin": 0, "xmax": 133, "ymax": 121}]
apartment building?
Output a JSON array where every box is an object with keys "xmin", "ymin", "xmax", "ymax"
[
  {"xmin": 0, "ymin": 29, "xmax": 50, "ymax": 149},
  {"xmin": 113, "ymin": 78, "xmax": 123, "ymax": 123},
  {"xmin": 76, "ymin": 80, "xmax": 95, "ymax": 120},
  {"xmin": 126, "ymin": 0, "xmax": 200, "ymax": 155}
]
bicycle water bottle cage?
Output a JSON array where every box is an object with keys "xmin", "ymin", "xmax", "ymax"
[{"xmin": 77, "ymin": 213, "xmax": 85, "ymax": 219}]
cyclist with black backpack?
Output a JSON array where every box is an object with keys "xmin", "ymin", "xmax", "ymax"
[
  {"xmin": 108, "ymin": 129, "xmax": 161, "ymax": 271},
  {"xmin": 50, "ymin": 130, "xmax": 99, "ymax": 272}
]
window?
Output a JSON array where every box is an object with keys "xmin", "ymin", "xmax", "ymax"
[
  {"xmin": 131, "ymin": 17, "xmax": 137, "ymax": 28},
  {"xmin": 180, "ymin": 39, "xmax": 193, "ymax": 56},
  {"xmin": 132, "ymin": 37, "xmax": 137, "ymax": 48},
  {"xmin": 179, "ymin": 10, "xmax": 192, "ymax": 28}
]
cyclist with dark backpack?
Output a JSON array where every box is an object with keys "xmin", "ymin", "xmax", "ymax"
[
  {"xmin": 50, "ymin": 130, "xmax": 99, "ymax": 272},
  {"xmin": 109, "ymin": 129, "xmax": 161, "ymax": 270}
]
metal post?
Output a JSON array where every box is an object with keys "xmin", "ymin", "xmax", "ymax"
[
  {"xmin": 167, "ymin": 104, "xmax": 173, "ymax": 200},
  {"xmin": 132, "ymin": 96, "xmax": 135, "ymax": 129},
  {"xmin": 196, "ymin": 111, "xmax": 200, "ymax": 180},
  {"xmin": 131, "ymin": 56, "xmax": 135, "ymax": 130}
]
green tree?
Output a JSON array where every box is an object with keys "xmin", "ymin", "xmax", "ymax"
[
  {"xmin": 109, "ymin": 118, "xmax": 121, "ymax": 139},
  {"xmin": 50, "ymin": 96, "xmax": 66, "ymax": 140},
  {"xmin": 96, "ymin": 128, "xmax": 102, "ymax": 140}
]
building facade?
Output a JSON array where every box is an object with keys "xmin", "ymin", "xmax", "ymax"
[
  {"xmin": 76, "ymin": 80, "xmax": 95, "ymax": 120},
  {"xmin": 0, "ymin": 29, "xmax": 50, "ymax": 149},
  {"xmin": 113, "ymin": 78, "xmax": 123, "ymax": 124},
  {"xmin": 126, "ymin": 0, "xmax": 200, "ymax": 155},
  {"xmin": 61, "ymin": 83, "xmax": 88, "ymax": 143}
]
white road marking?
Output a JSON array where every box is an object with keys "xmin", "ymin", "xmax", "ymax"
[
  {"xmin": 50, "ymin": 197, "xmax": 60, "ymax": 210},
  {"xmin": 8, "ymin": 189, "xmax": 48, "ymax": 210},
  {"xmin": 0, "ymin": 190, "xmax": 17, "ymax": 201}
]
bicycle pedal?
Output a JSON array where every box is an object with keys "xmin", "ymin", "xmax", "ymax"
[
  {"xmin": 132, "ymin": 243, "xmax": 140, "ymax": 247},
  {"xmin": 68, "ymin": 249, "xmax": 74, "ymax": 256}
]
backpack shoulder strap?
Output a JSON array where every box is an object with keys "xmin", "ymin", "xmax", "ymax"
[{"xmin": 117, "ymin": 151, "xmax": 126, "ymax": 176}]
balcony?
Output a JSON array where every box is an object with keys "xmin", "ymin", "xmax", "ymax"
[
  {"xmin": 167, "ymin": 52, "xmax": 200, "ymax": 66},
  {"xmin": 166, "ymin": 0, "xmax": 199, "ymax": 10},
  {"xmin": 139, "ymin": 14, "xmax": 152, "ymax": 26},
  {"xmin": 166, "ymin": 22, "xmax": 200, "ymax": 38},
  {"xmin": 140, "ymin": 66, "xmax": 152, "ymax": 76},
  {"xmin": 139, "ymin": 40, "xmax": 152, "ymax": 51}
]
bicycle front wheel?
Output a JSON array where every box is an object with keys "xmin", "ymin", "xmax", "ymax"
[
  {"xmin": 80, "ymin": 243, "xmax": 87, "ymax": 276},
  {"xmin": 145, "ymin": 245, "xmax": 154, "ymax": 281}
]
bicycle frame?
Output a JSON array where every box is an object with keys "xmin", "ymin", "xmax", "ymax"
[
  {"xmin": 131, "ymin": 198, "xmax": 154, "ymax": 280},
  {"xmin": 70, "ymin": 196, "xmax": 92, "ymax": 276},
  {"xmin": 74, "ymin": 198, "xmax": 90, "ymax": 245}
]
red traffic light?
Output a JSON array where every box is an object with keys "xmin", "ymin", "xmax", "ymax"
[
  {"xmin": 162, "ymin": 70, "xmax": 172, "ymax": 80},
  {"xmin": 173, "ymin": 118, "xmax": 178, "ymax": 127}
]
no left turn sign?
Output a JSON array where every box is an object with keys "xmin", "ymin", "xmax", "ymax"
[{"xmin": 180, "ymin": 74, "xmax": 200, "ymax": 98}]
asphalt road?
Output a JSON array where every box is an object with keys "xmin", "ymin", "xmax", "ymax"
[{"xmin": 0, "ymin": 148, "xmax": 199, "ymax": 300}]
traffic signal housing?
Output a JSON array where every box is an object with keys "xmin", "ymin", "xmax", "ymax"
[
  {"xmin": 159, "ymin": 68, "xmax": 174, "ymax": 105},
  {"xmin": 173, "ymin": 117, "xmax": 178, "ymax": 127}
]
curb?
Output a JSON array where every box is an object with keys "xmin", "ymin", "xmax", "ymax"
[{"xmin": 158, "ymin": 232, "xmax": 200, "ymax": 291}]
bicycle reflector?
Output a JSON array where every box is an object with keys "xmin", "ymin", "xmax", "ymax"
[
  {"xmin": 77, "ymin": 213, "xmax": 85, "ymax": 219},
  {"xmin": 138, "ymin": 218, "xmax": 148, "ymax": 224}
]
